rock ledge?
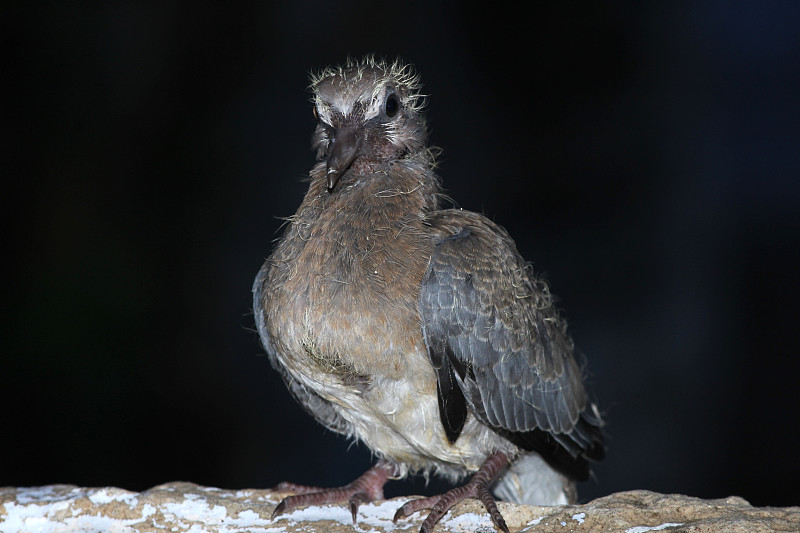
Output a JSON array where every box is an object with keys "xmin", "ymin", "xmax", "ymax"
[{"xmin": 1, "ymin": 482, "xmax": 797, "ymax": 532}]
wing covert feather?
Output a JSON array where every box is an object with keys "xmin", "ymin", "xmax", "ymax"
[{"xmin": 420, "ymin": 210, "xmax": 603, "ymax": 479}]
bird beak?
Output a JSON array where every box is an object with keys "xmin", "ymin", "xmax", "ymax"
[{"xmin": 326, "ymin": 126, "xmax": 362, "ymax": 192}]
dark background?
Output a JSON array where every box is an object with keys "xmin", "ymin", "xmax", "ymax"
[{"xmin": 4, "ymin": 2, "xmax": 800, "ymax": 508}]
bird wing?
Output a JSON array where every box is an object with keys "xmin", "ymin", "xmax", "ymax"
[{"xmin": 420, "ymin": 210, "xmax": 603, "ymax": 480}]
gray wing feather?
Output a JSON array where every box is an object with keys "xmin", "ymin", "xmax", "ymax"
[{"xmin": 420, "ymin": 211, "xmax": 602, "ymax": 467}]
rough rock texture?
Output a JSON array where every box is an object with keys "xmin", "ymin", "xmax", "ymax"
[{"xmin": 1, "ymin": 482, "xmax": 797, "ymax": 532}]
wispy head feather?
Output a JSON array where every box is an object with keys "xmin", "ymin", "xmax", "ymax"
[{"xmin": 309, "ymin": 56, "xmax": 426, "ymax": 115}]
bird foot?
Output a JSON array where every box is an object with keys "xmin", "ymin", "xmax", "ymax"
[
  {"xmin": 272, "ymin": 461, "xmax": 396, "ymax": 524},
  {"xmin": 393, "ymin": 451, "xmax": 510, "ymax": 533}
]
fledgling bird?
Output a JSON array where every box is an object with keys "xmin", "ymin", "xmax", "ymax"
[{"xmin": 253, "ymin": 57, "xmax": 604, "ymax": 533}]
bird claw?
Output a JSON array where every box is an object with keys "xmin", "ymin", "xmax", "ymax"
[
  {"xmin": 392, "ymin": 495, "xmax": 438, "ymax": 522},
  {"xmin": 395, "ymin": 488, "xmax": 508, "ymax": 533},
  {"xmin": 272, "ymin": 487, "xmax": 372, "ymax": 523},
  {"xmin": 270, "ymin": 499, "xmax": 286, "ymax": 520},
  {"xmin": 270, "ymin": 462, "xmax": 394, "ymax": 524},
  {"xmin": 271, "ymin": 484, "xmax": 331, "ymax": 519},
  {"xmin": 393, "ymin": 452, "xmax": 510, "ymax": 533},
  {"xmin": 348, "ymin": 492, "xmax": 372, "ymax": 524}
]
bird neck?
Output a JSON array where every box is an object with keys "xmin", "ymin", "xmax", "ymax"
[{"xmin": 302, "ymin": 155, "xmax": 442, "ymax": 221}]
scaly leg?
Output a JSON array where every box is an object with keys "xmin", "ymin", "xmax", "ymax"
[
  {"xmin": 272, "ymin": 460, "xmax": 397, "ymax": 524},
  {"xmin": 393, "ymin": 452, "xmax": 510, "ymax": 533}
]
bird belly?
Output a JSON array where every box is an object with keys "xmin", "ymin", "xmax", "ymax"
[
  {"xmin": 274, "ymin": 328, "xmax": 511, "ymax": 480},
  {"xmin": 338, "ymin": 376, "xmax": 514, "ymax": 481}
]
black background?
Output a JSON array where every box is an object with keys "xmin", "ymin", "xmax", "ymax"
[{"xmin": 4, "ymin": 2, "xmax": 800, "ymax": 508}]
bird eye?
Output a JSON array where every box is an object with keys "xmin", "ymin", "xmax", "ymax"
[{"xmin": 384, "ymin": 94, "xmax": 399, "ymax": 118}]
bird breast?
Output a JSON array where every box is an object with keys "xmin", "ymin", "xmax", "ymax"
[{"xmin": 264, "ymin": 177, "xmax": 433, "ymax": 384}]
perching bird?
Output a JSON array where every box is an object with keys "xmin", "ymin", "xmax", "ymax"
[{"xmin": 252, "ymin": 57, "xmax": 604, "ymax": 533}]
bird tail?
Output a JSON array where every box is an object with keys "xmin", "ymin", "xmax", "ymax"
[{"xmin": 491, "ymin": 453, "xmax": 575, "ymax": 506}]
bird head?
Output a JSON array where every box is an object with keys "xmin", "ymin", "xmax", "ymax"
[{"xmin": 309, "ymin": 57, "xmax": 428, "ymax": 192}]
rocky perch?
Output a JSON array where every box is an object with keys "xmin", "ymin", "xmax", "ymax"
[{"xmin": 1, "ymin": 482, "xmax": 797, "ymax": 532}]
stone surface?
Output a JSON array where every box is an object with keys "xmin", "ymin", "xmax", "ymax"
[{"xmin": 1, "ymin": 482, "xmax": 797, "ymax": 532}]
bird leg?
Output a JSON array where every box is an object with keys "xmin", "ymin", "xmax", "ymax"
[
  {"xmin": 272, "ymin": 460, "xmax": 397, "ymax": 524},
  {"xmin": 393, "ymin": 451, "xmax": 511, "ymax": 533}
]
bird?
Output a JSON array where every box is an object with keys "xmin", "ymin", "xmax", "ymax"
[{"xmin": 252, "ymin": 56, "xmax": 604, "ymax": 533}]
